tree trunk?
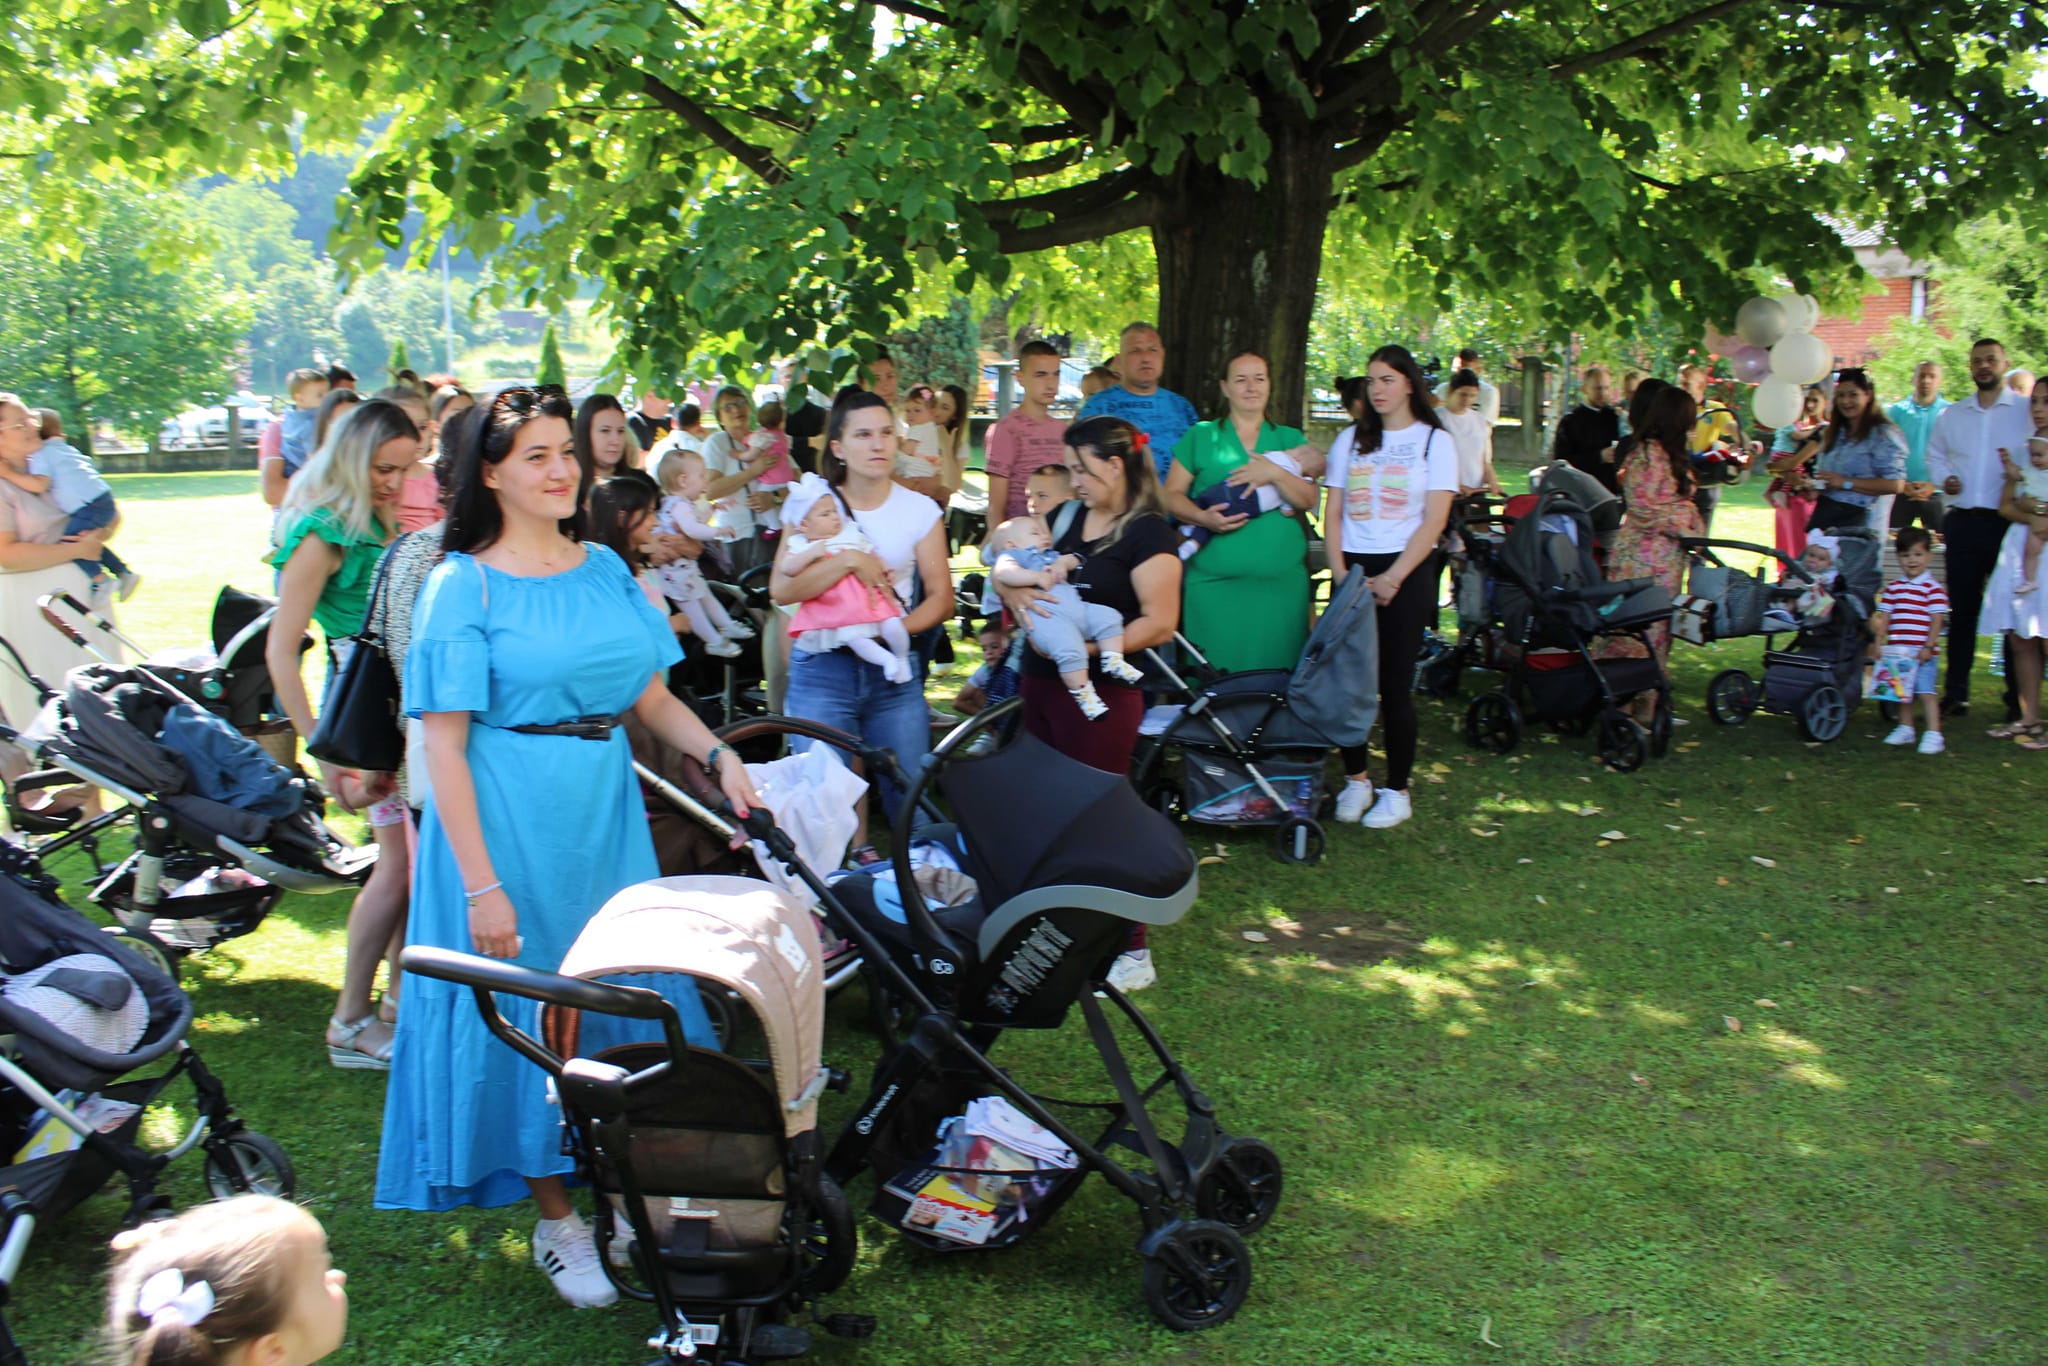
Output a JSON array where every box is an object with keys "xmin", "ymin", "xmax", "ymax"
[{"xmin": 1152, "ymin": 125, "xmax": 1333, "ymax": 432}]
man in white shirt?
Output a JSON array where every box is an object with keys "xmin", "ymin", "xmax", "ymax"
[
  {"xmin": 1926, "ymin": 337, "xmax": 2037, "ymax": 715},
  {"xmin": 1435, "ymin": 348, "xmax": 1501, "ymax": 427}
]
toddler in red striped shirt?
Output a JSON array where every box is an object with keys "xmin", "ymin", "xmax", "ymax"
[{"xmin": 1870, "ymin": 526, "xmax": 1949, "ymax": 755}]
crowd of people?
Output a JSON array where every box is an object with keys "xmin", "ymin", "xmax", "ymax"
[{"xmin": 0, "ymin": 318, "xmax": 2044, "ymax": 1354}]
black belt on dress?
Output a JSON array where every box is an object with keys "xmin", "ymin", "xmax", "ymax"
[{"xmin": 499, "ymin": 714, "xmax": 625, "ymax": 741}]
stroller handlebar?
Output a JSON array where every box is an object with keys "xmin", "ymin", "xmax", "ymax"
[{"xmin": 399, "ymin": 946, "xmax": 695, "ymax": 1075}]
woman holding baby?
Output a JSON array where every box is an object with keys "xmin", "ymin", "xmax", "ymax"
[{"xmin": 1163, "ymin": 351, "xmax": 1320, "ymax": 673}]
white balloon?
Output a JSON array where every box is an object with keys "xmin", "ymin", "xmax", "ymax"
[
  {"xmin": 1735, "ymin": 296, "xmax": 1788, "ymax": 349},
  {"xmin": 1769, "ymin": 331, "xmax": 1830, "ymax": 385},
  {"xmin": 1773, "ymin": 291, "xmax": 1820, "ymax": 334},
  {"xmin": 1753, "ymin": 378, "xmax": 1804, "ymax": 429}
]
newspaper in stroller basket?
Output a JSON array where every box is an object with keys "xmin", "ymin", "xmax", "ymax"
[
  {"xmin": 0, "ymin": 859, "xmax": 295, "ymax": 1365},
  {"xmin": 1682, "ymin": 530, "xmax": 1881, "ymax": 742}
]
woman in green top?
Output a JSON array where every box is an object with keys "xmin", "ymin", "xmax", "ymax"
[
  {"xmin": 1165, "ymin": 351, "xmax": 1322, "ymax": 673},
  {"xmin": 266, "ymin": 398, "xmax": 424, "ymax": 1070}
]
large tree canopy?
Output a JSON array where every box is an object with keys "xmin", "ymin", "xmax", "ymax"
[{"xmin": 5, "ymin": 0, "xmax": 2044, "ymax": 418}]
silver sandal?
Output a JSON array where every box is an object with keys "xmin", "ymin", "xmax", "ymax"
[{"xmin": 326, "ymin": 1015, "xmax": 394, "ymax": 1071}]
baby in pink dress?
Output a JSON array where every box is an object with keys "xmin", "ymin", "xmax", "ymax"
[{"xmin": 779, "ymin": 473, "xmax": 912, "ymax": 683}]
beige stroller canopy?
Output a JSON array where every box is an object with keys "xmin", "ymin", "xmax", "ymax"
[{"xmin": 549, "ymin": 876, "xmax": 828, "ymax": 1137}]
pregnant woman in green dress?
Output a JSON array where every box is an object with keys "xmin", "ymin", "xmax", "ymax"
[{"xmin": 1164, "ymin": 351, "xmax": 1322, "ymax": 673}]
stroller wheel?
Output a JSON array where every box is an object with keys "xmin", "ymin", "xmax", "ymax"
[
  {"xmin": 100, "ymin": 925, "xmax": 180, "ymax": 982},
  {"xmin": 1273, "ymin": 818, "xmax": 1323, "ymax": 866},
  {"xmin": 1798, "ymin": 684, "xmax": 1849, "ymax": 742},
  {"xmin": 203, "ymin": 1130, "xmax": 296, "ymax": 1199},
  {"xmin": 1141, "ymin": 1218, "xmax": 1252, "ymax": 1331},
  {"xmin": 1143, "ymin": 781, "xmax": 1184, "ymax": 823},
  {"xmin": 1706, "ymin": 669, "xmax": 1759, "ymax": 726},
  {"xmin": 1648, "ymin": 693, "xmax": 1675, "ymax": 759},
  {"xmin": 1195, "ymin": 1136, "xmax": 1284, "ymax": 1235},
  {"xmin": 1598, "ymin": 712, "xmax": 1648, "ymax": 773},
  {"xmin": 798, "ymin": 1170, "xmax": 858, "ymax": 1297},
  {"xmin": 1464, "ymin": 692, "xmax": 1522, "ymax": 754}
]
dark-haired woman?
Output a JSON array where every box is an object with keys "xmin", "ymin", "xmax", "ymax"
[
  {"xmin": 1322, "ymin": 346, "xmax": 1459, "ymax": 831},
  {"xmin": 1603, "ymin": 385, "xmax": 1705, "ymax": 720},
  {"xmin": 1805, "ymin": 369, "xmax": 1906, "ymax": 533},
  {"xmin": 573, "ymin": 392, "xmax": 636, "ymax": 484},
  {"xmin": 266, "ymin": 399, "xmax": 423, "ymax": 1068},
  {"xmin": 772, "ymin": 391, "xmax": 951, "ymax": 822},
  {"xmin": 376, "ymin": 389, "xmax": 757, "ymax": 1308}
]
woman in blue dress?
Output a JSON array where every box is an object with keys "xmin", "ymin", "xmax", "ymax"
[{"xmin": 375, "ymin": 387, "xmax": 757, "ymax": 1309}]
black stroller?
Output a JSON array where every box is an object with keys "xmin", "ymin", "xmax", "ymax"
[
  {"xmin": 1461, "ymin": 482, "xmax": 1677, "ymax": 771},
  {"xmin": 1133, "ymin": 566, "xmax": 1381, "ymax": 865},
  {"xmin": 1683, "ymin": 529, "xmax": 1881, "ymax": 741},
  {"xmin": 0, "ymin": 862, "xmax": 293, "ymax": 1366}
]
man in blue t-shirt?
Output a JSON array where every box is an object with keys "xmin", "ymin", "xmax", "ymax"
[
  {"xmin": 1886, "ymin": 359, "xmax": 1952, "ymax": 531},
  {"xmin": 1076, "ymin": 322, "xmax": 1199, "ymax": 480}
]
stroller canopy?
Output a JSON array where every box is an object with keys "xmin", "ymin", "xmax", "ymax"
[{"xmin": 553, "ymin": 876, "xmax": 827, "ymax": 1137}]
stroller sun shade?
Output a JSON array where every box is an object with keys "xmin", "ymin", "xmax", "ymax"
[{"xmin": 937, "ymin": 730, "xmax": 1197, "ymax": 919}]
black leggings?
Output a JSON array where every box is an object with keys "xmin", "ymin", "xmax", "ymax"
[{"xmin": 1339, "ymin": 550, "xmax": 1440, "ymax": 791}]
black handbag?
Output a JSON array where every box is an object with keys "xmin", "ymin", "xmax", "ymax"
[{"xmin": 307, "ymin": 548, "xmax": 405, "ymax": 772}]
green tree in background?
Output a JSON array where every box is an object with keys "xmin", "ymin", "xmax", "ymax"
[
  {"xmin": 1870, "ymin": 213, "xmax": 2048, "ymax": 403},
  {"xmin": 536, "ymin": 322, "xmax": 566, "ymax": 389},
  {"xmin": 0, "ymin": 194, "xmax": 249, "ymax": 452},
  {"xmin": 887, "ymin": 301, "xmax": 981, "ymax": 395},
  {"xmin": 388, "ymin": 337, "xmax": 412, "ymax": 379}
]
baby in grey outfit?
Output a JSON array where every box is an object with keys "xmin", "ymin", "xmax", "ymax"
[{"xmin": 985, "ymin": 515, "xmax": 1145, "ymax": 719}]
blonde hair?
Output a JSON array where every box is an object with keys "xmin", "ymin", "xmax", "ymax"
[
  {"xmin": 279, "ymin": 397, "xmax": 417, "ymax": 542},
  {"xmin": 105, "ymin": 1196, "xmax": 315, "ymax": 1366},
  {"xmin": 654, "ymin": 445, "xmax": 704, "ymax": 495},
  {"xmin": 1063, "ymin": 415, "xmax": 1166, "ymax": 543}
]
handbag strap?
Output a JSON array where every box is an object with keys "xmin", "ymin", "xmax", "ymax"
[{"xmin": 352, "ymin": 534, "xmax": 405, "ymax": 649}]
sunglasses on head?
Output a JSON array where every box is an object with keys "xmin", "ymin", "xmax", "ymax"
[{"xmin": 491, "ymin": 384, "xmax": 568, "ymax": 415}]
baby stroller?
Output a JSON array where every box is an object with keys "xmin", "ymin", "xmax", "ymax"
[
  {"xmin": 401, "ymin": 876, "xmax": 867, "ymax": 1363},
  {"xmin": 1682, "ymin": 529, "xmax": 1880, "ymax": 742},
  {"xmin": 1461, "ymin": 481, "xmax": 1676, "ymax": 771},
  {"xmin": 1132, "ymin": 566, "xmax": 1381, "ymax": 865},
  {"xmin": 740, "ymin": 703, "xmax": 1280, "ymax": 1331},
  {"xmin": 672, "ymin": 563, "xmax": 775, "ymax": 731},
  {"xmin": 0, "ymin": 860, "xmax": 294, "ymax": 1366},
  {"xmin": 4, "ymin": 649, "xmax": 375, "ymax": 972}
]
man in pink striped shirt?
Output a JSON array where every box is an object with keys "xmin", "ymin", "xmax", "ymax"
[{"xmin": 1872, "ymin": 526, "xmax": 1950, "ymax": 754}]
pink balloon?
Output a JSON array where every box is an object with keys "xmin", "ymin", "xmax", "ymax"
[{"xmin": 1730, "ymin": 345, "xmax": 1772, "ymax": 384}]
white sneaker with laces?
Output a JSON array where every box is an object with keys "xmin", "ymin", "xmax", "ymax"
[
  {"xmin": 1105, "ymin": 948, "xmax": 1156, "ymax": 993},
  {"xmin": 720, "ymin": 620, "xmax": 756, "ymax": 641},
  {"xmin": 1883, "ymin": 724, "xmax": 1917, "ymax": 746},
  {"xmin": 533, "ymin": 1213, "xmax": 618, "ymax": 1308},
  {"xmin": 1917, "ymin": 731, "xmax": 1946, "ymax": 755},
  {"xmin": 700, "ymin": 638, "xmax": 743, "ymax": 659},
  {"xmin": 1333, "ymin": 778, "xmax": 1374, "ymax": 824},
  {"xmin": 1361, "ymin": 788, "xmax": 1413, "ymax": 829}
]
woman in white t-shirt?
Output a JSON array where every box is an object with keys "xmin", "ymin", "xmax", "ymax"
[
  {"xmin": 1321, "ymin": 346, "xmax": 1460, "ymax": 830},
  {"xmin": 1439, "ymin": 368, "xmax": 1502, "ymax": 496},
  {"xmin": 772, "ymin": 390, "xmax": 951, "ymax": 833}
]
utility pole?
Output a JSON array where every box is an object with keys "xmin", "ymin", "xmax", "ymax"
[{"xmin": 441, "ymin": 236, "xmax": 457, "ymax": 375}]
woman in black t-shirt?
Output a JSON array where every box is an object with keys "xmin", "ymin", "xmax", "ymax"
[{"xmin": 998, "ymin": 416, "xmax": 1182, "ymax": 771}]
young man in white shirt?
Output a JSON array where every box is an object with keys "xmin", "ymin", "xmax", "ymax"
[{"xmin": 1926, "ymin": 337, "xmax": 2037, "ymax": 715}]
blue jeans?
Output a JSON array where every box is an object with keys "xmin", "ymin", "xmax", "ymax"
[
  {"xmin": 67, "ymin": 492, "xmax": 130, "ymax": 579},
  {"xmin": 784, "ymin": 644, "xmax": 931, "ymax": 819}
]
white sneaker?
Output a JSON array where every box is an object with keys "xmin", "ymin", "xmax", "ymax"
[
  {"xmin": 1333, "ymin": 778, "xmax": 1374, "ymax": 824},
  {"xmin": 1361, "ymin": 788, "xmax": 1413, "ymax": 829},
  {"xmin": 1917, "ymin": 731, "xmax": 1946, "ymax": 755},
  {"xmin": 533, "ymin": 1214, "xmax": 618, "ymax": 1308},
  {"xmin": 720, "ymin": 619, "xmax": 756, "ymax": 641},
  {"xmin": 699, "ymin": 638, "xmax": 743, "ymax": 659},
  {"xmin": 1105, "ymin": 949, "xmax": 1156, "ymax": 993},
  {"xmin": 1883, "ymin": 724, "xmax": 1917, "ymax": 746},
  {"xmin": 116, "ymin": 571, "xmax": 143, "ymax": 602}
]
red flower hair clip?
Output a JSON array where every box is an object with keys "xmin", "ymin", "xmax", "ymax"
[{"xmin": 1131, "ymin": 430, "xmax": 1151, "ymax": 450}]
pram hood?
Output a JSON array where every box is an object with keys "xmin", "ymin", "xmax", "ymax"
[
  {"xmin": 1533, "ymin": 461, "xmax": 1624, "ymax": 533},
  {"xmin": 1498, "ymin": 485, "xmax": 1670, "ymax": 638},
  {"xmin": 0, "ymin": 870, "xmax": 190, "ymax": 1091},
  {"xmin": 554, "ymin": 876, "xmax": 827, "ymax": 1137}
]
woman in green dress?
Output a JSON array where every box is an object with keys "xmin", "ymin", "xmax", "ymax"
[{"xmin": 1164, "ymin": 351, "xmax": 1321, "ymax": 673}]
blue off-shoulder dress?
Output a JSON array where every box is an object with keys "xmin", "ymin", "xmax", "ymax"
[{"xmin": 375, "ymin": 544, "xmax": 684, "ymax": 1211}]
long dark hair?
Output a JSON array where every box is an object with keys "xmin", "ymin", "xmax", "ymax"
[
  {"xmin": 1351, "ymin": 345, "xmax": 1444, "ymax": 455},
  {"xmin": 444, "ymin": 386, "xmax": 586, "ymax": 555},
  {"xmin": 1822, "ymin": 368, "xmax": 1893, "ymax": 451},
  {"xmin": 940, "ymin": 383, "xmax": 969, "ymax": 434},
  {"xmin": 588, "ymin": 472, "xmax": 661, "ymax": 568},
  {"xmin": 1636, "ymin": 386, "xmax": 1698, "ymax": 494},
  {"xmin": 822, "ymin": 389, "xmax": 895, "ymax": 485},
  {"xmin": 573, "ymin": 393, "xmax": 629, "ymax": 473}
]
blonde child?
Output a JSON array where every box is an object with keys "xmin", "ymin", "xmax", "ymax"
[
  {"xmin": 780, "ymin": 473, "xmax": 914, "ymax": 682},
  {"xmin": 2014, "ymin": 429, "xmax": 2048, "ymax": 593},
  {"xmin": 1023, "ymin": 463, "xmax": 1077, "ymax": 519},
  {"xmin": 653, "ymin": 447, "xmax": 754, "ymax": 658},
  {"xmin": 1080, "ymin": 365, "xmax": 1119, "ymax": 400},
  {"xmin": 261, "ymin": 368, "xmax": 330, "ymax": 508},
  {"xmin": 744, "ymin": 399, "xmax": 795, "ymax": 532},
  {"xmin": 105, "ymin": 1195, "xmax": 347, "ymax": 1366},
  {"xmin": 895, "ymin": 385, "xmax": 944, "ymax": 483},
  {"xmin": 984, "ymin": 514, "xmax": 1146, "ymax": 719},
  {"xmin": 1871, "ymin": 526, "xmax": 1949, "ymax": 755}
]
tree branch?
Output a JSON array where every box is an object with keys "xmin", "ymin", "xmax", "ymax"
[
  {"xmin": 978, "ymin": 167, "xmax": 1144, "ymax": 222},
  {"xmin": 1013, "ymin": 46, "xmax": 1113, "ymax": 136},
  {"xmin": 1548, "ymin": 0, "xmax": 1758, "ymax": 78},
  {"xmin": 637, "ymin": 71, "xmax": 789, "ymax": 185},
  {"xmin": 1005, "ymin": 122, "xmax": 1081, "ymax": 146},
  {"xmin": 991, "ymin": 191, "xmax": 1158, "ymax": 253},
  {"xmin": 875, "ymin": 0, "xmax": 960, "ymax": 27},
  {"xmin": 1011, "ymin": 144, "xmax": 1087, "ymax": 177}
]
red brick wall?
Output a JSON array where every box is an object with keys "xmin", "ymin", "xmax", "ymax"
[{"xmin": 1812, "ymin": 278, "xmax": 1917, "ymax": 366}]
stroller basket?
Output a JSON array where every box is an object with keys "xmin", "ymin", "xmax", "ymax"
[
  {"xmin": 1679, "ymin": 560, "xmax": 1767, "ymax": 641},
  {"xmin": 1180, "ymin": 750, "xmax": 1323, "ymax": 825},
  {"xmin": 92, "ymin": 853, "xmax": 281, "ymax": 951}
]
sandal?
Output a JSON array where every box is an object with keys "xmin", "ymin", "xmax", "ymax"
[
  {"xmin": 326, "ymin": 1016, "xmax": 395, "ymax": 1071},
  {"xmin": 2019, "ymin": 733, "xmax": 2048, "ymax": 752},
  {"xmin": 1988, "ymin": 720, "xmax": 2046, "ymax": 740},
  {"xmin": 377, "ymin": 997, "xmax": 399, "ymax": 1026}
]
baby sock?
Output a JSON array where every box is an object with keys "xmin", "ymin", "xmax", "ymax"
[
  {"xmin": 1071, "ymin": 681, "xmax": 1108, "ymax": 720},
  {"xmin": 1099, "ymin": 651, "xmax": 1146, "ymax": 684}
]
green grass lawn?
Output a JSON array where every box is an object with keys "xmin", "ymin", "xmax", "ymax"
[{"xmin": 7, "ymin": 471, "xmax": 2044, "ymax": 1364}]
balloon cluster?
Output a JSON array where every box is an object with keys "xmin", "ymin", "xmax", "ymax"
[{"xmin": 1729, "ymin": 293, "xmax": 1829, "ymax": 429}]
